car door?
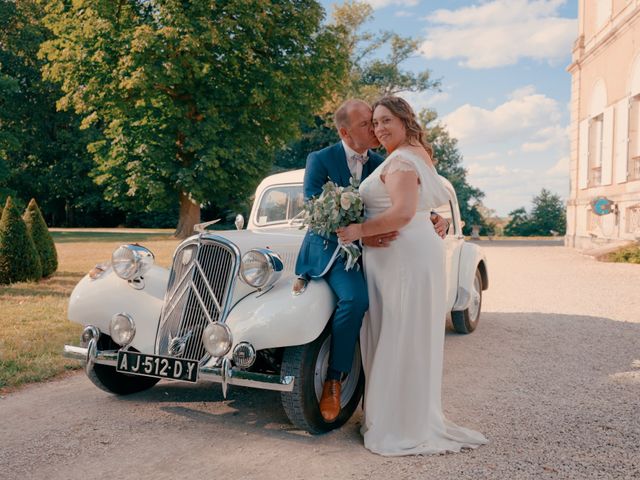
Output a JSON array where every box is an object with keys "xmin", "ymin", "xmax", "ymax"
[{"xmin": 433, "ymin": 198, "xmax": 464, "ymax": 311}]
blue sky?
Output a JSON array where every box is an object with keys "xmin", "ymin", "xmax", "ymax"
[{"xmin": 320, "ymin": 0, "xmax": 578, "ymax": 216}]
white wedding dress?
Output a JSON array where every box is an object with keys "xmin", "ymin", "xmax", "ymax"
[{"xmin": 359, "ymin": 148, "xmax": 488, "ymax": 456}]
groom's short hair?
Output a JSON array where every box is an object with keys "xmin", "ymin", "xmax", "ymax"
[{"xmin": 334, "ymin": 99, "xmax": 370, "ymax": 131}]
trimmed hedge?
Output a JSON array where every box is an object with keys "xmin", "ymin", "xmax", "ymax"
[
  {"xmin": 23, "ymin": 199, "xmax": 58, "ymax": 277},
  {"xmin": 0, "ymin": 197, "xmax": 42, "ymax": 284}
]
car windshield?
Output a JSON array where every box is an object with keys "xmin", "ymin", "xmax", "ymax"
[{"xmin": 256, "ymin": 185, "xmax": 304, "ymax": 225}]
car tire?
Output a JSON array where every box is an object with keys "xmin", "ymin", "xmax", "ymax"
[
  {"xmin": 88, "ymin": 363, "xmax": 160, "ymax": 395},
  {"xmin": 280, "ymin": 324, "xmax": 364, "ymax": 434},
  {"xmin": 86, "ymin": 335, "xmax": 159, "ymax": 395},
  {"xmin": 452, "ymin": 268, "xmax": 483, "ymax": 334}
]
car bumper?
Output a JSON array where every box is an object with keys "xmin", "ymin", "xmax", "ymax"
[{"xmin": 63, "ymin": 342, "xmax": 294, "ymax": 395}]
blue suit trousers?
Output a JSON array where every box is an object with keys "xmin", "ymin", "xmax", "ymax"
[{"xmin": 324, "ymin": 256, "xmax": 368, "ymax": 373}]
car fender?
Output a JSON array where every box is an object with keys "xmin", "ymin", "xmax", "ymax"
[
  {"xmin": 224, "ymin": 277, "xmax": 336, "ymax": 352},
  {"xmin": 68, "ymin": 265, "xmax": 169, "ymax": 353},
  {"xmin": 452, "ymin": 243, "xmax": 489, "ymax": 311}
]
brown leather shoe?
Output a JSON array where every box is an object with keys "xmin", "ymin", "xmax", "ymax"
[{"xmin": 319, "ymin": 379, "xmax": 341, "ymax": 422}]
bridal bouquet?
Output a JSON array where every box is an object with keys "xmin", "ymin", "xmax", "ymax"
[{"xmin": 300, "ymin": 178, "xmax": 364, "ymax": 271}]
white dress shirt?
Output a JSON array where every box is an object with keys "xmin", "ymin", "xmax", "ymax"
[{"xmin": 342, "ymin": 141, "xmax": 368, "ymax": 182}]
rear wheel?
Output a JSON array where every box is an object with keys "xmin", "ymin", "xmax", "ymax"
[
  {"xmin": 452, "ymin": 268, "xmax": 483, "ymax": 334},
  {"xmin": 280, "ymin": 325, "xmax": 364, "ymax": 434}
]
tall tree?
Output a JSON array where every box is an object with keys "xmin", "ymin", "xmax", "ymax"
[
  {"xmin": 274, "ymin": 0, "xmax": 439, "ymax": 168},
  {"xmin": 504, "ymin": 207, "xmax": 531, "ymax": 237},
  {"xmin": 528, "ymin": 188, "xmax": 566, "ymax": 236},
  {"xmin": 0, "ymin": 0, "xmax": 107, "ymax": 227},
  {"xmin": 41, "ymin": 0, "xmax": 349, "ymax": 237},
  {"xmin": 503, "ymin": 189, "xmax": 566, "ymax": 237},
  {"xmin": 420, "ymin": 109, "xmax": 493, "ymax": 235}
]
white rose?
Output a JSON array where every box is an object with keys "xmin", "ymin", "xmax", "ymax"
[{"xmin": 340, "ymin": 192, "xmax": 352, "ymax": 210}]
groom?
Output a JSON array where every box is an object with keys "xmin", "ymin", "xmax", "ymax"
[{"xmin": 294, "ymin": 99, "xmax": 447, "ymax": 423}]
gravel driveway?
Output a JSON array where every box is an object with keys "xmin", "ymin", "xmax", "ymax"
[{"xmin": 1, "ymin": 241, "xmax": 639, "ymax": 480}]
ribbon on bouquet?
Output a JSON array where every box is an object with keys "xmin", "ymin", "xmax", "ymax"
[{"xmin": 310, "ymin": 240, "xmax": 362, "ymax": 278}]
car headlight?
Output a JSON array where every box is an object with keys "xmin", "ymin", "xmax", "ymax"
[
  {"xmin": 239, "ymin": 249, "xmax": 283, "ymax": 289},
  {"xmin": 111, "ymin": 244, "xmax": 154, "ymax": 280},
  {"xmin": 202, "ymin": 322, "xmax": 233, "ymax": 357},
  {"xmin": 110, "ymin": 313, "xmax": 136, "ymax": 346}
]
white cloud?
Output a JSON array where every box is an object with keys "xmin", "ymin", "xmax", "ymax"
[
  {"xmin": 396, "ymin": 89, "xmax": 451, "ymax": 114},
  {"xmin": 521, "ymin": 125, "xmax": 568, "ymax": 153},
  {"xmin": 442, "ymin": 87, "xmax": 564, "ymax": 148},
  {"xmin": 546, "ymin": 155, "xmax": 569, "ymax": 176},
  {"xmin": 364, "ymin": 0, "xmax": 418, "ymax": 9},
  {"xmin": 395, "ymin": 10, "xmax": 412, "ymax": 17},
  {"xmin": 419, "ymin": 0, "xmax": 577, "ymax": 69},
  {"xmin": 438, "ymin": 86, "xmax": 570, "ymax": 215},
  {"xmin": 466, "ymin": 161, "xmax": 568, "ymax": 215}
]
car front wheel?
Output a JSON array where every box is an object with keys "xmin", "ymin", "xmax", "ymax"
[
  {"xmin": 280, "ymin": 325, "xmax": 364, "ymax": 434},
  {"xmin": 452, "ymin": 268, "xmax": 483, "ymax": 334}
]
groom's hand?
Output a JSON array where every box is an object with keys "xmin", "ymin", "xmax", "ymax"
[
  {"xmin": 430, "ymin": 213, "xmax": 449, "ymax": 239},
  {"xmin": 362, "ymin": 232, "xmax": 399, "ymax": 248}
]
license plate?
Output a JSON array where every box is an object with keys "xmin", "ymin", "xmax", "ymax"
[{"xmin": 116, "ymin": 351, "xmax": 198, "ymax": 383}]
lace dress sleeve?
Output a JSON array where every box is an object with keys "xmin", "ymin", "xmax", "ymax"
[{"xmin": 380, "ymin": 155, "xmax": 418, "ymax": 177}]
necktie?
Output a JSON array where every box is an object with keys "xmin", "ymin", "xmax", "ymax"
[
  {"xmin": 351, "ymin": 153, "xmax": 367, "ymax": 182},
  {"xmin": 352, "ymin": 153, "xmax": 367, "ymax": 165}
]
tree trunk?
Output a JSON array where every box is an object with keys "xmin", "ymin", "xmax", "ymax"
[{"xmin": 174, "ymin": 191, "xmax": 201, "ymax": 239}]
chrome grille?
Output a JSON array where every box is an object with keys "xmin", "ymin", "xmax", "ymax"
[{"xmin": 156, "ymin": 235, "xmax": 240, "ymax": 363}]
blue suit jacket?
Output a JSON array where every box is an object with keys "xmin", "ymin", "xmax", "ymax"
[{"xmin": 295, "ymin": 142, "xmax": 384, "ymax": 279}]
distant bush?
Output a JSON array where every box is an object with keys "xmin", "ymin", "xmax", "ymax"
[
  {"xmin": 0, "ymin": 197, "xmax": 42, "ymax": 284},
  {"xmin": 607, "ymin": 245, "xmax": 640, "ymax": 264},
  {"xmin": 23, "ymin": 199, "xmax": 58, "ymax": 277}
]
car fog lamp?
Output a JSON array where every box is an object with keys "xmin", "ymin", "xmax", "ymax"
[
  {"xmin": 111, "ymin": 244, "xmax": 154, "ymax": 280},
  {"xmin": 202, "ymin": 322, "xmax": 232, "ymax": 357},
  {"xmin": 110, "ymin": 313, "xmax": 136, "ymax": 346},
  {"xmin": 239, "ymin": 249, "xmax": 283, "ymax": 289},
  {"xmin": 80, "ymin": 325, "xmax": 100, "ymax": 347},
  {"xmin": 232, "ymin": 342, "xmax": 256, "ymax": 369}
]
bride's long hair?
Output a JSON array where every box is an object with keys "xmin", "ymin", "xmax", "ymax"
[{"xmin": 371, "ymin": 96, "xmax": 435, "ymax": 162}]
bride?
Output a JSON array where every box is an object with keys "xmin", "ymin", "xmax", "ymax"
[{"xmin": 337, "ymin": 96, "xmax": 487, "ymax": 456}]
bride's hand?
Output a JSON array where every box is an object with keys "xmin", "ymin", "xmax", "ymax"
[{"xmin": 336, "ymin": 224, "xmax": 363, "ymax": 243}]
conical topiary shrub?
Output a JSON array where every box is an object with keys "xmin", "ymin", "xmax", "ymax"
[
  {"xmin": 23, "ymin": 199, "xmax": 58, "ymax": 277},
  {"xmin": 0, "ymin": 197, "xmax": 42, "ymax": 284}
]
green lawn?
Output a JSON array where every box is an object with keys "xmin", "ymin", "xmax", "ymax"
[{"xmin": 0, "ymin": 232, "xmax": 179, "ymax": 393}]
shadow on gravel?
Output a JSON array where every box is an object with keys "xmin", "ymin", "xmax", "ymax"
[
  {"xmin": 119, "ymin": 382, "xmax": 305, "ymax": 438},
  {"xmin": 469, "ymin": 239, "xmax": 564, "ymax": 247},
  {"xmin": 105, "ymin": 311, "xmax": 639, "ymax": 447}
]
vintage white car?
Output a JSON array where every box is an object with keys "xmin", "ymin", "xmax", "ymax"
[{"xmin": 64, "ymin": 169, "xmax": 488, "ymax": 433}]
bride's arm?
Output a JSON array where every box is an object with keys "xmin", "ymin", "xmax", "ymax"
[{"xmin": 337, "ymin": 170, "xmax": 419, "ymax": 243}]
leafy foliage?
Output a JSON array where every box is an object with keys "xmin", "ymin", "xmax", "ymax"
[
  {"xmin": 0, "ymin": 0, "xmax": 107, "ymax": 227},
  {"xmin": 607, "ymin": 245, "xmax": 640, "ymax": 264},
  {"xmin": 504, "ymin": 189, "xmax": 566, "ymax": 236},
  {"xmin": 275, "ymin": 0, "xmax": 439, "ymax": 168},
  {"xmin": 0, "ymin": 197, "xmax": 42, "ymax": 284},
  {"xmin": 41, "ymin": 0, "xmax": 349, "ymax": 236},
  {"xmin": 503, "ymin": 207, "xmax": 531, "ymax": 236},
  {"xmin": 23, "ymin": 199, "xmax": 58, "ymax": 277},
  {"xmin": 421, "ymin": 110, "xmax": 494, "ymax": 236}
]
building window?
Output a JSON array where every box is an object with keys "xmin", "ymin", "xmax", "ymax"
[
  {"xmin": 626, "ymin": 205, "xmax": 640, "ymax": 234},
  {"xmin": 629, "ymin": 94, "xmax": 640, "ymax": 181},
  {"xmin": 595, "ymin": 1, "xmax": 611, "ymax": 29},
  {"xmin": 588, "ymin": 114, "xmax": 604, "ymax": 186}
]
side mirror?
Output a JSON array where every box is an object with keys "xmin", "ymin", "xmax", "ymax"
[{"xmin": 235, "ymin": 214, "xmax": 245, "ymax": 230}]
